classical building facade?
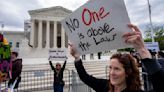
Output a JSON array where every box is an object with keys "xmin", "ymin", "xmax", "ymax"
[
  {"xmin": 17, "ymin": 6, "xmax": 72, "ymax": 58},
  {"xmin": 28, "ymin": 6, "xmax": 71, "ymax": 49}
]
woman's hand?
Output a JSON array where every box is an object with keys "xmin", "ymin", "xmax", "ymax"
[
  {"xmin": 68, "ymin": 42, "xmax": 80, "ymax": 60},
  {"xmin": 123, "ymin": 24, "xmax": 152, "ymax": 59}
]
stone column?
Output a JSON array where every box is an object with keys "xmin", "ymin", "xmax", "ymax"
[
  {"xmin": 46, "ymin": 20, "xmax": 50, "ymax": 48},
  {"xmin": 53, "ymin": 21, "xmax": 57, "ymax": 48},
  {"xmin": 38, "ymin": 20, "xmax": 42, "ymax": 49},
  {"xmin": 61, "ymin": 26, "xmax": 65, "ymax": 48},
  {"xmin": 30, "ymin": 19, "xmax": 35, "ymax": 47}
]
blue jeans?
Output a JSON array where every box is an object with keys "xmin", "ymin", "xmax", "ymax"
[{"xmin": 53, "ymin": 83, "xmax": 63, "ymax": 92}]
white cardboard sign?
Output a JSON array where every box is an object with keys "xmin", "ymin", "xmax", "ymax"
[
  {"xmin": 49, "ymin": 49, "xmax": 67, "ymax": 61},
  {"xmin": 144, "ymin": 42, "xmax": 159, "ymax": 52},
  {"xmin": 62, "ymin": 0, "xmax": 131, "ymax": 55}
]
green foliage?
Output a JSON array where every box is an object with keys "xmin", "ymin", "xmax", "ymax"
[
  {"xmin": 144, "ymin": 38, "xmax": 152, "ymax": 42},
  {"xmin": 155, "ymin": 37, "xmax": 164, "ymax": 50},
  {"xmin": 117, "ymin": 48, "xmax": 134, "ymax": 52},
  {"xmin": 144, "ymin": 25, "xmax": 164, "ymax": 50}
]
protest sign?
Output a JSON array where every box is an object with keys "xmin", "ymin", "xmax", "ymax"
[
  {"xmin": 62, "ymin": 0, "xmax": 131, "ymax": 55},
  {"xmin": 0, "ymin": 33, "xmax": 11, "ymax": 83},
  {"xmin": 49, "ymin": 49, "xmax": 67, "ymax": 61},
  {"xmin": 145, "ymin": 42, "xmax": 159, "ymax": 52}
]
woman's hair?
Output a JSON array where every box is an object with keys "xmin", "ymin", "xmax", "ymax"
[
  {"xmin": 133, "ymin": 55, "xmax": 141, "ymax": 67},
  {"xmin": 109, "ymin": 53, "xmax": 141, "ymax": 92}
]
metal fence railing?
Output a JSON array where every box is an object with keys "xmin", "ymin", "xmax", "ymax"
[
  {"xmin": 0, "ymin": 69, "xmax": 71, "ymax": 92},
  {"xmin": 71, "ymin": 70, "xmax": 107, "ymax": 92},
  {"xmin": 1, "ymin": 65, "xmax": 154, "ymax": 92},
  {"xmin": 71, "ymin": 70, "xmax": 94, "ymax": 92},
  {"xmin": 19, "ymin": 69, "xmax": 53, "ymax": 91}
]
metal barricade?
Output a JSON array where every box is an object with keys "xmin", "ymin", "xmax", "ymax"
[
  {"xmin": 1, "ymin": 65, "xmax": 107, "ymax": 92},
  {"xmin": 0, "ymin": 69, "xmax": 71, "ymax": 92},
  {"xmin": 19, "ymin": 69, "xmax": 53, "ymax": 91},
  {"xmin": 71, "ymin": 70, "xmax": 95, "ymax": 92}
]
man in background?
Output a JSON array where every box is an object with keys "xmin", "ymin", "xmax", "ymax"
[{"xmin": 8, "ymin": 51, "xmax": 22, "ymax": 90}]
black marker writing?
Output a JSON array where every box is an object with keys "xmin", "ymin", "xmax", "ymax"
[
  {"xmin": 78, "ymin": 33, "xmax": 85, "ymax": 39},
  {"xmin": 87, "ymin": 23, "xmax": 114, "ymax": 37},
  {"xmin": 93, "ymin": 33, "xmax": 117, "ymax": 45},
  {"xmin": 65, "ymin": 18, "xmax": 79, "ymax": 33},
  {"xmin": 79, "ymin": 41, "xmax": 91, "ymax": 51}
]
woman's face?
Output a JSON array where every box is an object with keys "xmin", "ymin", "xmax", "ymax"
[
  {"xmin": 109, "ymin": 58, "xmax": 126, "ymax": 86},
  {"xmin": 56, "ymin": 64, "xmax": 61, "ymax": 70}
]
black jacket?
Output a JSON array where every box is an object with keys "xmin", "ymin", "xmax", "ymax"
[
  {"xmin": 75, "ymin": 59, "xmax": 144, "ymax": 92},
  {"xmin": 8, "ymin": 58, "xmax": 22, "ymax": 88},
  {"xmin": 11, "ymin": 59, "xmax": 22, "ymax": 79},
  {"xmin": 49, "ymin": 61, "xmax": 67, "ymax": 85},
  {"xmin": 142, "ymin": 58, "xmax": 164, "ymax": 92}
]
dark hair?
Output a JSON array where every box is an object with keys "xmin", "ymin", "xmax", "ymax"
[
  {"xmin": 133, "ymin": 56, "xmax": 141, "ymax": 67},
  {"xmin": 109, "ymin": 53, "xmax": 141, "ymax": 91},
  {"xmin": 12, "ymin": 51, "xmax": 18, "ymax": 57}
]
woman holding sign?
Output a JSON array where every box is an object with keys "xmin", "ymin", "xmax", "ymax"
[
  {"xmin": 69, "ymin": 24, "xmax": 164, "ymax": 92},
  {"xmin": 49, "ymin": 61, "xmax": 67, "ymax": 92}
]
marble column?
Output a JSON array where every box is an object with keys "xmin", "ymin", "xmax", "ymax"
[
  {"xmin": 38, "ymin": 20, "xmax": 42, "ymax": 49},
  {"xmin": 61, "ymin": 26, "xmax": 65, "ymax": 48},
  {"xmin": 46, "ymin": 20, "xmax": 50, "ymax": 48},
  {"xmin": 30, "ymin": 19, "xmax": 35, "ymax": 47},
  {"xmin": 53, "ymin": 21, "xmax": 57, "ymax": 48}
]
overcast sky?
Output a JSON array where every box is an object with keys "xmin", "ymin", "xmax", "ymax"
[{"xmin": 0, "ymin": 0, "xmax": 164, "ymax": 31}]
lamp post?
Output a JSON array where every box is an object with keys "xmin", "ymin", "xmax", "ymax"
[{"xmin": 147, "ymin": 0, "xmax": 154, "ymax": 42}]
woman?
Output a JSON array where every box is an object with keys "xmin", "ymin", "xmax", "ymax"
[
  {"xmin": 69, "ymin": 24, "xmax": 144, "ymax": 92},
  {"xmin": 49, "ymin": 61, "xmax": 67, "ymax": 92}
]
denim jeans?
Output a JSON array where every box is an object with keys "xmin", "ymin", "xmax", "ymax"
[{"xmin": 53, "ymin": 83, "xmax": 63, "ymax": 92}]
